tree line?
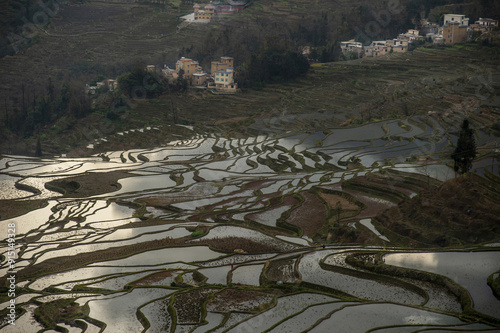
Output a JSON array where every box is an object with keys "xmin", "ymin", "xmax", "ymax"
[{"xmin": 3, "ymin": 78, "xmax": 91, "ymax": 138}]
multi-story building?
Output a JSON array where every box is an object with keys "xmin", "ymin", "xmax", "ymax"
[
  {"xmin": 364, "ymin": 41, "xmax": 388, "ymax": 57},
  {"xmin": 194, "ymin": 3, "xmax": 215, "ymax": 21},
  {"xmin": 192, "ymin": 67, "xmax": 208, "ymax": 86},
  {"xmin": 215, "ymin": 1, "xmax": 244, "ymax": 15},
  {"xmin": 211, "ymin": 56, "xmax": 234, "ymax": 75},
  {"xmin": 476, "ymin": 17, "xmax": 498, "ymax": 28},
  {"xmin": 213, "ymin": 67, "xmax": 237, "ymax": 92},
  {"xmin": 340, "ymin": 40, "xmax": 364, "ymax": 57},
  {"xmin": 443, "ymin": 22, "xmax": 468, "ymax": 45},
  {"xmin": 175, "ymin": 57, "xmax": 200, "ymax": 78},
  {"xmin": 470, "ymin": 18, "xmax": 499, "ymax": 33},
  {"xmin": 443, "ymin": 14, "xmax": 469, "ymax": 27}
]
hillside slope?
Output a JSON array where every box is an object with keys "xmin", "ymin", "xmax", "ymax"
[{"xmin": 375, "ymin": 172, "xmax": 500, "ymax": 247}]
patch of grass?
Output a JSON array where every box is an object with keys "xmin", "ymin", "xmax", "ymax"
[
  {"xmin": 34, "ymin": 299, "xmax": 89, "ymax": 330},
  {"xmin": 191, "ymin": 230, "xmax": 204, "ymax": 238},
  {"xmin": 487, "ymin": 271, "xmax": 500, "ymax": 299}
]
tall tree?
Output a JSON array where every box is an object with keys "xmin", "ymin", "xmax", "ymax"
[
  {"xmin": 452, "ymin": 119, "xmax": 476, "ymax": 175},
  {"xmin": 35, "ymin": 138, "xmax": 42, "ymax": 157}
]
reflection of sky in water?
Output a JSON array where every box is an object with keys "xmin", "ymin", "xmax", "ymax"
[
  {"xmin": 268, "ymin": 302, "xmax": 355, "ymax": 333},
  {"xmin": 109, "ymin": 175, "xmax": 177, "ymax": 196},
  {"xmin": 231, "ymin": 293, "xmax": 335, "ymax": 332},
  {"xmin": 34, "ymin": 228, "xmax": 191, "ymax": 264},
  {"xmin": 82, "ymin": 288, "xmax": 173, "ymax": 332},
  {"xmin": 0, "ymin": 201, "xmax": 58, "ymax": 236},
  {"xmin": 384, "ymin": 251, "xmax": 500, "ymax": 318},
  {"xmin": 392, "ymin": 164, "xmax": 454, "ymax": 181},
  {"xmin": 231, "ymin": 264, "xmax": 264, "ymax": 286},
  {"xmin": 300, "ymin": 250, "xmax": 424, "ymax": 304},
  {"xmin": 310, "ymin": 303, "xmax": 467, "ymax": 332},
  {"xmin": 359, "ymin": 218, "xmax": 390, "ymax": 242}
]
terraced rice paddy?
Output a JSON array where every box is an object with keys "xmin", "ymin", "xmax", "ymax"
[{"xmin": 1, "ymin": 110, "xmax": 500, "ymax": 331}]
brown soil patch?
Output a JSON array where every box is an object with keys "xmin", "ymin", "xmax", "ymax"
[
  {"xmin": 189, "ymin": 237, "xmax": 285, "ymax": 253},
  {"xmin": 349, "ymin": 176, "xmax": 415, "ymax": 198},
  {"xmin": 139, "ymin": 196, "xmax": 198, "ymax": 208},
  {"xmin": 45, "ymin": 171, "xmax": 132, "ymax": 198},
  {"xmin": 243, "ymin": 180, "xmax": 275, "ymax": 191},
  {"xmin": 132, "ymin": 270, "xmax": 180, "ymax": 286},
  {"xmin": 265, "ymin": 258, "xmax": 299, "ymax": 283},
  {"xmin": 173, "ymin": 288, "xmax": 217, "ymax": 324},
  {"xmin": 0, "ymin": 199, "xmax": 48, "ymax": 221},
  {"xmin": 215, "ymin": 117, "xmax": 249, "ymax": 125},
  {"xmin": 318, "ymin": 193, "xmax": 358, "ymax": 211},
  {"xmin": 207, "ymin": 289, "xmax": 279, "ymax": 313},
  {"xmin": 318, "ymin": 183, "xmax": 396, "ymax": 220},
  {"xmin": 375, "ymin": 173, "xmax": 500, "ymax": 247},
  {"xmin": 343, "ymin": 191, "xmax": 396, "ymax": 220},
  {"xmin": 286, "ymin": 192, "xmax": 328, "ymax": 237}
]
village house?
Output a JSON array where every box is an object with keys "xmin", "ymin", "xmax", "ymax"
[
  {"xmin": 443, "ymin": 22, "xmax": 468, "ymax": 45},
  {"xmin": 443, "ymin": 14, "xmax": 469, "ymax": 27},
  {"xmin": 214, "ymin": 0, "xmax": 244, "ymax": 15},
  {"xmin": 162, "ymin": 57, "xmax": 204, "ymax": 83},
  {"xmin": 193, "ymin": 3, "xmax": 215, "ymax": 21},
  {"xmin": 364, "ymin": 41, "xmax": 389, "ymax": 57},
  {"xmin": 192, "ymin": 67, "xmax": 208, "ymax": 86},
  {"xmin": 175, "ymin": 57, "xmax": 200, "ymax": 78},
  {"xmin": 211, "ymin": 67, "xmax": 237, "ymax": 92},
  {"xmin": 340, "ymin": 40, "xmax": 364, "ymax": 57},
  {"xmin": 211, "ymin": 56, "xmax": 234, "ymax": 74},
  {"xmin": 161, "ymin": 56, "xmax": 237, "ymax": 92},
  {"xmin": 398, "ymin": 29, "xmax": 425, "ymax": 43},
  {"xmin": 470, "ymin": 18, "xmax": 499, "ymax": 33},
  {"xmin": 420, "ymin": 19, "xmax": 440, "ymax": 35},
  {"xmin": 386, "ymin": 39, "xmax": 408, "ymax": 53},
  {"xmin": 161, "ymin": 65, "xmax": 175, "ymax": 82},
  {"xmin": 442, "ymin": 14, "xmax": 470, "ymax": 45},
  {"xmin": 85, "ymin": 79, "xmax": 118, "ymax": 95},
  {"xmin": 364, "ymin": 39, "xmax": 408, "ymax": 57},
  {"xmin": 476, "ymin": 17, "xmax": 498, "ymax": 28}
]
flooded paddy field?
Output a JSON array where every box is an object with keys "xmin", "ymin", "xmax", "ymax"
[{"xmin": 1, "ymin": 112, "xmax": 500, "ymax": 332}]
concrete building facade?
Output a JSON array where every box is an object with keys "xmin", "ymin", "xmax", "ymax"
[
  {"xmin": 194, "ymin": 3, "xmax": 215, "ymax": 21},
  {"xmin": 211, "ymin": 56, "xmax": 234, "ymax": 75},
  {"xmin": 443, "ymin": 22, "xmax": 467, "ymax": 45},
  {"xmin": 443, "ymin": 14, "xmax": 469, "ymax": 27}
]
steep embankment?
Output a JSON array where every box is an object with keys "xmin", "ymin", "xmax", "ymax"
[{"xmin": 375, "ymin": 172, "xmax": 500, "ymax": 247}]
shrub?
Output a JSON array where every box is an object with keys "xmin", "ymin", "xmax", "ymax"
[{"xmin": 191, "ymin": 230, "xmax": 204, "ymax": 238}]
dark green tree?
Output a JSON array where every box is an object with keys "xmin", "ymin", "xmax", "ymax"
[
  {"xmin": 35, "ymin": 138, "xmax": 42, "ymax": 157},
  {"xmin": 117, "ymin": 62, "xmax": 147, "ymax": 97},
  {"xmin": 452, "ymin": 119, "xmax": 476, "ymax": 175}
]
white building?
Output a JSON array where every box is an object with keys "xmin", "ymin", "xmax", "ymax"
[
  {"xmin": 443, "ymin": 14, "xmax": 469, "ymax": 27},
  {"xmin": 340, "ymin": 40, "xmax": 364, "ymax": 57}
]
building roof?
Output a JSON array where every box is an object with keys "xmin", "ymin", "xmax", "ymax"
[
  {"xmin": 205, "ymin": 3, "xmax": 215, "ymax": 9},
  {"xmin": 193, "ymin": 3, "xmax": 200, "ymax": 7},
  {"xmin": 478, "ymin": 17, "xmax": 497, "ymax": 21}
]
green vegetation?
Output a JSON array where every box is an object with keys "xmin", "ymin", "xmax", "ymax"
[
  {"xmin": 191, "ymin": 230, "xmax": 204, "ymax": 238},
  {"xmin": 34, "ymin": 299, "xmax": 89, "ymax": 330},
  {"xmin": 488, "ymin": 272, "xmax": 500, "ymax": 299},
  {"xmin": 238, "ymin": 43, "xmax": 310, "ymax": 87}
]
